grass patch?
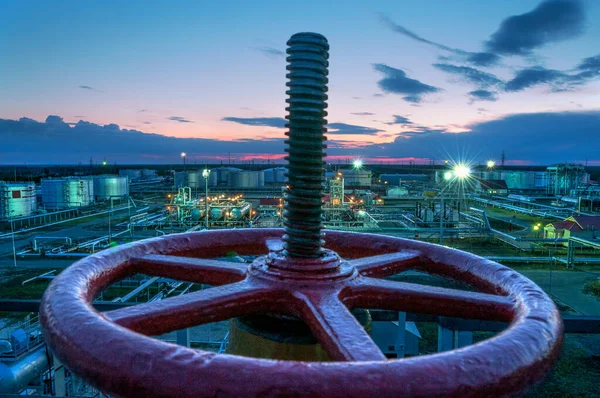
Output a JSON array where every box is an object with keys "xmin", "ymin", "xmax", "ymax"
[
  {"xmin": 524, "ymin": 334, "xmax": 600, "ymax": 397},
  {"xmin": 583, "ymin": 279, "xmax": 600, "ymax": 300},
  {"xmin": 0, "ymin": 268, "xmax": 55, "ymax": 299}
]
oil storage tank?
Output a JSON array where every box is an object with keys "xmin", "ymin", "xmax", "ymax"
[
  {"xmin": 93, "ymin": 175, "xmax": 129, "ymax": 201},
  {"xmin": 119, "ymin": 169, "xmax": 141, "ymax": 181},
  {"xmin": 264, "ymin": 167, "xmax": 287, "ymax": 184},
  {"xmin": 41, "ymin": 178, "xmax": 94, "ymax": 209},
  {"xmin": 141, "ymin": 169, "xmax": 157, "ymax": 179},
  {"xmin": 174, "ymin": 171, "xmax": 217, "ymax": 189},
  {"xmin": 0, "ymin": 182, "xmax": 37, "ymax": 220},
  {"xmin": 215, "ymin": 167, "xmax": 242, "ymax": 185},
  {"xmin": 229, "ymin": 171, "xmax": 263, "ymax": 188}
]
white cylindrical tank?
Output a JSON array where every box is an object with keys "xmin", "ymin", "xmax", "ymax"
[
  {"xmin": 265, "ymin": 167, "xmax": 287, "ymax": 184},
  {"xmin": 41, "ymin": 178, "xmax": 94, "ymax": 209},
  {"xmin": 264, "ymin": 168, "xmax": 274, "ymax": 184},
  {"xmin": 229, "ymin": 171, "xmax": 260, "ymax": 188},
  {"xmin": 119, "ymin": 169, "xmax": 142, "ymax": 181},
  {"xmin": 257, "ymin": 171, "xmax": 265, "ymax": 187},
  {"xmin": 216, "ymin": 167, "xmax": 242, "ymax": 185},
  {"xmin": 0, "ymin": 183, "xmax": 37, "ymax": 219},
  {"xmin": 141, "ymin": 169, "xmax": 157, "ymax": 179},
  {"xmin": 273, "ymin": 167, "xmax": 287, "ymax": 183},
  {"xmin": 174, "ymin": 171, "xmax": 217, "ymax": 188},
  {"xmin": 535, "ymin": 172, "xmax": 549, "ymax": 187},
  {"xmin": 93, "ymin": 175, "xmax": 129, "ymax": 201}
]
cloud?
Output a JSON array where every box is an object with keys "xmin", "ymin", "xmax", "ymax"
[
  {"xmin": 574, "ymin": 54, "xmax": 600, "ymax": 80},
  {"xmin": 256, "ymin": 46, "xmax": 285, "ymax": 57},
  {"xmin": 504, "ymin": 53, "xmax": 600, "ymax": 92},
  {"xmin": 432, "ymin": 63, "xmax": 503, "ymax": 88},
  {"xmin": 465, "ymin": 52, "xmax": 502, "ymax": 67},
  {"xmin": 221, "ymin": 117, "xmax": 287, "ymax": 128},
  {"xmin": 326, "ymin": 123, "xmax": 384, "ymax": 135},
  {"xmin": 504, "ymin": 67, "xmax": 569, "ymax": 92},
  {"xmin": 577, "ymin": 54, "xmax": 600, "ymax": 71},
  {"xmin": 167, "ymin": 116, "xmax": 194, "ymax": 123},
  {"xmin": 385, "ymin": 115, "xmax": 413, "ymax": 125},
  {"xmin": 372, "ymin": 63, "xmax": 441, "ymax": 103},
  {"xmin": 380, "ymin": 15, "xmax": 500, "ymax": 67},
  {"xmin": 78, "ymin": 85, "xmax": 102, "ymax": 92},
  {"xmin": 359, "ymin": 111, "xmax": 600, "ymax": 164},
  {"xmin": 468, "ymin": 90, "xmax": 498, "ymax": 102},
  {"xmin": 0, "ymin": 116, "xmax": 285, "ymax": 164},
  {"xmin": 2, "ymin": 112, "xmax": 599, "ymax": 165},
  {"xmin": 485, "ymin": 0, "xmax": 585, "ymax": 56},
  {"xmin": 350, "ymin": 112, "xmax": 376, "ymax": 116}
]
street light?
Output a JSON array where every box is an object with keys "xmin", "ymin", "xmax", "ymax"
[
  {"xmin": 444, "ymin": 171, "xmax": 454, "ymax": 181},
  {"xmin": 486, "ymin": 160, "xmax": 495, "ymax": 169},
  {"xmin": 352, "ymin": 159, "xmax": 363, "ymax": 169},
  {"xmin": 202, "ymin": 169, "xmax": 211, "ymax": 229},
  {"xmin": 452, "ymin": 164, "xmax": 471, "ymax": 179},
  {"xmin": 181, "ymin": 152, "xmax": 187, "ymax": 171}
]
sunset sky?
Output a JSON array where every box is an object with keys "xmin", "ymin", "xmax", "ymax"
[{"xmin": 1, "ymin": 0, "xmax": 599, "ymax": 165}]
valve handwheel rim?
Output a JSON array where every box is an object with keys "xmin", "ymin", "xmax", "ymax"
[{"xmin": 40, "ymin": 228, "xmax": 562, "ymax": 397}]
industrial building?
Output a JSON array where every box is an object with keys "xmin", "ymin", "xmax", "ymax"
[
  {"xmin": 381, "ymin": 174, "xmax": 429, "ymax": 186},
  {"xmin": 544, "ymin": 215, "xmax": 600, "ymax": 241},
  {"xmin": 339, "ymin": 168, "xmax": 372, "ymax": 189}
]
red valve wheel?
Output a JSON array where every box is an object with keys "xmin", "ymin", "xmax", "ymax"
[{"xmin": 40, "ymin": 229, "xmax": 562, "ymax": 397}]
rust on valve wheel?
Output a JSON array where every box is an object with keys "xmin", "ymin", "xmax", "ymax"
[{"xmin": 40, "ymin": 229, "xmax": 562, "ymax": 397}]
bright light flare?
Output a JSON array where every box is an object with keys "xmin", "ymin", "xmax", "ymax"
[
  {"xmin": 487, "ymin": 160, "xmax": 495, "ymax": 168},
  {"xmin": 444, "ymin": 171, "xmax": 453, "ymax": 181},
  {"xmin": 202, "ymin": 169, "xmax": 210, "ymax": 178},
  {"xmin": 453, "ymin": 164, "xmax": 471, "ymax": 179},
  {"xmin": 180, "ymin": 152, "xmax": 186, "ymax": 158},
  {"xmin": 352, "ymin": 159, "xmax": 363, "ymax": 169}
]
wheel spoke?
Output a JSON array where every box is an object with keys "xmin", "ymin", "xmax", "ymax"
[
  {"xmin": 104, "ymin": 280, "xmax": 282, "ymax": 335},
  {"xmin": 131, "ymin": 254, "xmax": 247, "ymax": 285},
  {"xmin": 348, "ymin": 251, "xmax": 421, "ymax": 278},
  {"xmin": 347, "ymin": 277, "xmax": 515, "ymax": 322},
  {"xmin": 294, "ymin": 292, "xmax": 386, "ymax": 361}
]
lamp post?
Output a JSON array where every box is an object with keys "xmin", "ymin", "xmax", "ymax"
[
  {"xmin": 10, "ymin": 210, "xmax": 17, "ymax": 267},
  {"xmin": 181, "ymin": 152, "xmax": 187, "ymax": 172},
  {"xmin": 202, "ymin": 169, "xmax": 210, "ymax": 229}
]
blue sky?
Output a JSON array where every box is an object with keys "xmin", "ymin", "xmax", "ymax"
[{"xmin": 1, "ymin": 0, "xmax": 599, "ymax": 164}]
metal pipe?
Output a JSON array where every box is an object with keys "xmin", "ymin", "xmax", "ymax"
[{"xmin": 0, "ymin": 348, "xmax": 48, "ymax": 394}]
